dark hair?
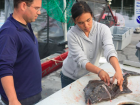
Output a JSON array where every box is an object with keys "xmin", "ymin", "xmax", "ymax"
[
  {"xmin": 14, "ymin": 0, "xmax": 34, "ymax": 8},
  {"xmin": 71, "ymin": 1, "xmax": 93, "ymax": 20}
]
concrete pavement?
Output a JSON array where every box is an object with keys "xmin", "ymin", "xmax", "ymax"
[{"xmin": 117, "ymin": 33, "xmax": 140, "ymax": 63}]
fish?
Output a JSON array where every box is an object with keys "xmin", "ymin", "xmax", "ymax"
[{"xmin": 83, "ymin": 69, "xmax": 140, "ymax": 104}]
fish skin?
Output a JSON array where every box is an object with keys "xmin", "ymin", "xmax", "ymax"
[{"xmin": 83, "ymin": 69, "xmax": 140, "ymax": 104}]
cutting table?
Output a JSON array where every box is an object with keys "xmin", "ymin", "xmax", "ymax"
[{"xmin": 36, "ymin": 63, "xmax": 140, "ymax": 105}]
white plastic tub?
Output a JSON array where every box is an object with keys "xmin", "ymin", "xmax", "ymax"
[{"xmin": 110, "ymin": 26, "xmax": 133, "ymax": 50}]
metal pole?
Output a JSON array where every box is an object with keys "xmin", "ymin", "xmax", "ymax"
[
  {"xmin": 63, "ymin": 0, "xmax": 67, "ymax": 41},
  {"xmin": 121, "ymin": 0, "xmax": 123, "ymax": 14},
  {"xmin": 47, "ymin": 1, "xmax": 49, "ymax": 45}
]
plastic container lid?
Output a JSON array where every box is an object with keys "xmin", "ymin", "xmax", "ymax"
[{"xmin": 136, "ymin": 42, "xmax": 140, "ymax": 50}]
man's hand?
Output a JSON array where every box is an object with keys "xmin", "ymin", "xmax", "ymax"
[{"xmin": 9, "ymin": 100, "xmax": 21, "ymax": 105}]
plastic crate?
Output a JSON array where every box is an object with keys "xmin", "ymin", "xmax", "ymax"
[
  {"xmin": 136, "ymin": 42, "xmax": 140, "ymax": 61},
  {"xmin": 110, "ymin": 26, "xmax": 133, "ymax": 50}
]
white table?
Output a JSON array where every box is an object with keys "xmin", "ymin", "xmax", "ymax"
[{"xmin": 36, "ymin": 63, "xmax": 140, "ymax": 105}]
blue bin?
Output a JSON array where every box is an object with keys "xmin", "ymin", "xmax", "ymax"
[{"xmin": 136, "ymin": 42, "xmax": 140, "ymax": 61}]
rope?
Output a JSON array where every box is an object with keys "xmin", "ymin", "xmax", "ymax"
[{"xmin": 46, "ymin": 55, "xmax": 64, "ymax": 65}]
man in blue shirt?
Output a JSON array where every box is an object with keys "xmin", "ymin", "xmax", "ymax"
[{"xmin": 0, "ymin": 0, "xmax": 42, "ymax": 105}]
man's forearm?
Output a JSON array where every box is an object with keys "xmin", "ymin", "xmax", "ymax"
[{"xmin": 1, "ymin": 76, "xmax": 18, "ymax": 102}]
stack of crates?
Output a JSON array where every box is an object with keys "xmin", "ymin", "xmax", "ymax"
[
  {"xmin": 136, "ymin": 42, "xmax": 140, "ymax": 61},
  {"xmin": 110, "ymin": 26, "xmax": 133, "ymax": 50}
]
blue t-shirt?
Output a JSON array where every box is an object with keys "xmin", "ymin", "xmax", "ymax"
[{"xmin": 0, "ymin": 14, "xmax": 42, "ymax": 101}]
